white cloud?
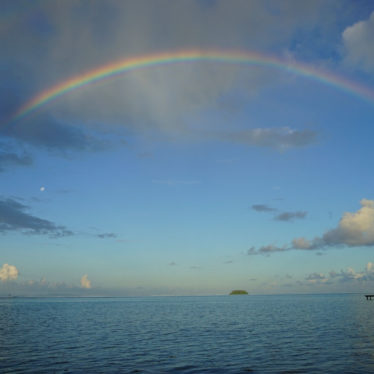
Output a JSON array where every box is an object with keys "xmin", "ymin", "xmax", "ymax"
[
  {"xmin": 292, "ymin": 237, "xmax": 313, "ymax": 249},
  {"xmin": 0, "ymin": 275, "xmax": 99, "ymax": 297},
  {"xmin": 0, "ymin": 264, "xmax": 19, "ymax": 281},
  {"xmin": 248, "ymin": 244, "xmax": 286, "ymax": 255},
  {"xmin": 305, "ymin": 272, "xmax": 330, "ymax": 284},
  {"xmin": 342, "ymin": 11, "xmax": 374, "ymax": 72},
  {"xmin": 338, "ymin": 267, "xmax": 365, "ymax": 281},
  {"xmin": 250, "ymin": 199, "xmax": 374, "ymax": 255},
  {"xmin": 306, "ymin": 262, "xmax": 374, "ymax": 285},
  {"xmin": 366, "ymin": 262, "xmax": 374, "ymax": 273},
  {"xmin": 322, "ymin": 199, "xmax": 374, "ymax": 247},
  {"xmin": 80, "ymin": 274, "xmax": 92, "ymax": 289}
]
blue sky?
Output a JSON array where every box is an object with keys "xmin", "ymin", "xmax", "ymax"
[{"xmin": 1, "ymin": 0, "xmax": 374, "ymax": 296}]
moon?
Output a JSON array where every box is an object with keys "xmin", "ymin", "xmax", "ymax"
[{"xmin": 40, "ymin": 186, "xmax": 45, "ymax": 192}]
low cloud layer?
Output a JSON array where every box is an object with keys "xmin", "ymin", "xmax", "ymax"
[
  {"xmin": 0, "ymin": 276, "xmax": 98, "ymax": 297},
  {"xmin": 249, "ymin": 199, "xmax": 374, "ymax": 255},
  {"xmin": 0, "ymin": 198, "xmax": 72, "ymax": 237},
  {"xmin": 0, "ymin": 264, "xmax": 19, "ymax": 281}
]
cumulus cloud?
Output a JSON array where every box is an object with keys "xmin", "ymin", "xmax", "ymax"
[
  {"xmin": 305, "ymin": 262, "xmax": 374, "ymax": 286},
  {"xmin": 0, "ymin": 276, "xmax": 100, "ymax": 296},
  {"xmin": 342, "ymin": 11, "xmax": 374, "ymax": 73},
  {"xmin": 305, "ymin": 272, "xmax": 330, "ymax": 284},
  {"xmin": 275, "ymin": 211, "xmax": 307, "ymax": 221},
  {"xmin": 322, "ymin": 199, "xmax": 374, "ymax": 247},
  {"xmin": 249, "ymin": 199, "xmax": 374, "ymax": 255},
  {"xmin": 292, "ymin": 237, "xmax": 317, "ymax": 250},
  {"xmin": 0, "ymin": 197, "xmax": 72, "ymax": 237},
  {"xmin": 0, "ymin": 264, "xmax": 19, "ymax": 281},
  {"xmin": 334, "ymin": 267, "xmax": 365, "ymax": 282},
  {"xmin": 80, "ymin": 275, "xmax": 91, "ymax": 289}
]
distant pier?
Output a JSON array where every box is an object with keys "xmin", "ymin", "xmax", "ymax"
[{"xmin": 365, "ymin": 295, "xmax": 374, "ymax": 300}]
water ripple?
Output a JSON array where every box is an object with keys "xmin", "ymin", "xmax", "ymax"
[{"xmin": 1, "ymin": 294, "xmax": 374, "ymax": 373}]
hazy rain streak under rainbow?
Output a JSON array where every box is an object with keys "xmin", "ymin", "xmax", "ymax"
[{"xmin": 11, "ymin": 49, "xmax": 374, "ymax": 123}]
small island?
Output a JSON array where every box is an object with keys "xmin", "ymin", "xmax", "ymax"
[{"xmin": 229, "ymin": 290, "xmax": 248, "ymax": 295}]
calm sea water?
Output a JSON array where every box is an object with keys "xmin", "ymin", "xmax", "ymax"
[{"xmin": 1, "ymin": 294, "xmax": 374, "ymax": 373}]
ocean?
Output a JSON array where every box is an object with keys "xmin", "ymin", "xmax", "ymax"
[{"xmin": 1, "ymin": 294, "xmax": 374, "ymax": 373}]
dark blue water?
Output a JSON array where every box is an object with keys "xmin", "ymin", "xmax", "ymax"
[{"xmin": 1, "ymin": 294, "xmax": 374, "ymax": 373}]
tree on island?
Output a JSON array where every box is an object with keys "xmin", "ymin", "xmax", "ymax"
[{"xmin": 229, "ymin": 290, "xmax": 248, "ymax": 295}]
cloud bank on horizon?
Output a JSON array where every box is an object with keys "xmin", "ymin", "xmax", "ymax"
[{"xmin": 305, "ymin": 262, "xmax": 374, "ymax": 285}]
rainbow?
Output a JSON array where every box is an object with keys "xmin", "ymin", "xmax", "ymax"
[{"xmin": 11, "ymin": 49, "xmax": 374, "ymax": 122}]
